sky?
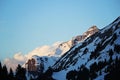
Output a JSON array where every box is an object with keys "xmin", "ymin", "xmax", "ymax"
[{"xmin": 0, "ymin": 0, "xmax": 120, "ymax": 61}]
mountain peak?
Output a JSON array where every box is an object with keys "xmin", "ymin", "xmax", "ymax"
[
  {"xmin": 87, "ymin": 25, "xmax": 98, "ymax": 31},
  {"xmin": 71, "ymin": 25, "xmax": 99, "ymax": 46}
]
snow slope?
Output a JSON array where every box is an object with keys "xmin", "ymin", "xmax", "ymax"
[
  {"xmin": 52, "ymin": 16, "xmax": 120, "ymax": 80},
  {"xmin": 24, "ymin": 26, "xmax": 99, "ymax": 75}
]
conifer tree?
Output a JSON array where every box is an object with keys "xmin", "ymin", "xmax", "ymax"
[
  {"xmin": 15, "ymin": 64, "xmax": 26, "ymax": 80},
  {"xmin": 2, "ymin": 65, "xmax": 8, "ymax": 80},
  {"xmin": 8, "ymin": 68, "xmax": 14, "ymax": 80}
]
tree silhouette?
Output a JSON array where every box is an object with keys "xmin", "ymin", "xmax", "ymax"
[
  {"xmin": 89, "ymin": 63, "xmax": 98, "ymax": 79},
  {"xmin": 104, "ymin": 58, "xmax": 120, "ymax": 80},
  {"xmin": 37, "ymin": 66, "xmax": 54, "ymax": 80},
  {"xmin": 83, "ymin": 48, "xmax": 88, "ymax": 54},
  {"xmin": 66, "ymin": 70, "xmax": 77, "ymax": 80},
  {"xmin": 8, "ymin": 68, "xmax": 14, "ymax": 80},
  {"xmin": 114, "ymin": 44, "xmax": 120, "ymax": 53},
  {"xmin": 66, "ymin": 65, "xmax": 89, "ymax": 80},
  {"xmin": 109, "ymin": 49, "xmax": 113, "ymax": 56},
  {"xmin": 15, "ymin": 64, "xmax": 26, "ymax": 80},
  {"xmin": 2, "ymin": 65, "xmax": 8, "ymax": 80},
  {"xmin": 78, "ymin": 65, "xmax": 89, "ymax": 80}
]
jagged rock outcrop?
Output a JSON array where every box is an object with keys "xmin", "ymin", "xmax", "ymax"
[
  {"xmin": 72, "ymin": 25, "xmax": 99, "ymax": 45},
  {"xmin": 25, "ymin": 58, "xmax": 37, "ymax": 71}
]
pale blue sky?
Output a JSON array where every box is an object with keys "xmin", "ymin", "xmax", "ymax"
[{"xmin": 0, "ymin": 0, "xmax": 120, "ymax": 61}]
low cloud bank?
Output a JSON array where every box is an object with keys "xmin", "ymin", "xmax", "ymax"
[{"xmin": 3, "ymin": 42, "xmax": 61, "ymax": 71}]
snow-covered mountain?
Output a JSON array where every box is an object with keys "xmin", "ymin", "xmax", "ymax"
[
  {"xmin": 49, "ymin": 17, "xmax": 120, "ymax": 80},
  {"xmin": 55, "ymin": 25, "xmax": 99, "ymax": 56},
  {"xmin": 24, "ymin": 26, "xmax": 99, "ymax": 78}
]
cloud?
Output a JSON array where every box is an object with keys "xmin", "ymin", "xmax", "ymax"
[
  {"xmin": 3, "ymin": 52, "xmax": 27, "ymax": 71},
  {"xmin": 26, "ymin": 41, "xmax": 62, "ymax": 59},
  {"xmin": 14, "ymin": 52, "xmax": 27, "ymax": 61},
  {"xmin": 3, "ymin": 58, "xmax": 25, "ymax": 71},
  {"xmin": 3, "ymin": 41, "xmax": 62, "ymax": 71},
  {"xmin": 26, "ymin": 45, "xmax": 51, "ymax": 59}
]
